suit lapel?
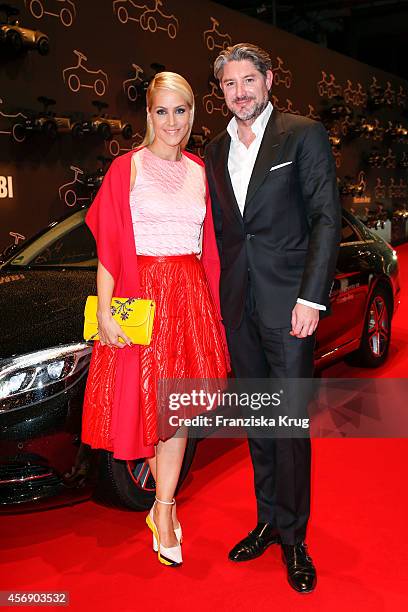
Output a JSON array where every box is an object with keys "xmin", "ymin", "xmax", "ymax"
[
  {"xmin": 244, "ymin": 109, "xmax": 286, "ymax": 210},
  {"xmin": 213, "ymin": 132, "xmax": 244, "ymax": 226}
]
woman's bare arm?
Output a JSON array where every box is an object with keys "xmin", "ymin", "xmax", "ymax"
[{"xmin": 95, "ymin": 155, "xmax": 138, "ymax": 347}]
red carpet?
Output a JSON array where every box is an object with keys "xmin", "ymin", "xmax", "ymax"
[{"xmin": 1, "ymin": 244, "xmax": 408, "ymax": 611}]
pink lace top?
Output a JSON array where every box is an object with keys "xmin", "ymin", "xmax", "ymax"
[{"xmin": 130, "ymin": 147, "xmax": 206, "ymax": 256}]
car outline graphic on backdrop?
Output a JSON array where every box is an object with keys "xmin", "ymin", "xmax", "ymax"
[
  {"xmin": 106, "ymin": 132, "xmax": 144, "ymax": 157},
  {"xmin": 203, "ymin": 16, "xmax": 231, "ymax": 51},
  {"xmin": 25, "ymin": 0, "xmax": 77, "ymax": 28},
  {"xmin": 122, "ymin": 64, "xmax": 144, "ymax": 102},
  {"xmin": 271, "ymin": 56, "xmax": 292, "ymax": 89},
  {"xmin": 317, "ymin": 71, "xmax": 343, "ymax": 98},
  {"xmin": 113, "ymin": 0, "xmax": 179, "ymax": 39},
  {"xmin": 58, "ymin": 166, "xmax": 90, "ymax": 207},
  {"xmin": 0, "ymin": 98, "xmax": 27, "ymax": 142},
  {"xmin": 202, "ymin": 81, "xmax": 229, "ymax": 116},
  {"xmin": 188, "ymin": 126, "xmax": 211, "ymax": 159},
  {"xmin": 62, "ymin": 50, "xmax": 109, "ymax": 97},
  {"xmin": 343, "ymin": 80, "xmax": 368, "ymax": 107}
]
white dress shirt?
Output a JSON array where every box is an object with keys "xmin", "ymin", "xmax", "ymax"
[{"xmin": 227, "ymin": 102, "xmax": 325, "ymax": 311}]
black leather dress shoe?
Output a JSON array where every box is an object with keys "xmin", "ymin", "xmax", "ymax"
[
  {"xmin": 228, "ymin": 523, "xmax": 281, "ymax": 562},
  {"xmin": 281, "ymin": 542, "xmax": 317, "ymax": 593}
]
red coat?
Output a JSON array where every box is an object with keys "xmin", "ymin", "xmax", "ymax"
[{"xmin": 82, "ymin": 148, "xmax": 229, "ymax": 460}]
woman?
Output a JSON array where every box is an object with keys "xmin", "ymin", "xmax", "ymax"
[{"xmin": 81, "ymin": 72, "xmax": 229, "ymax": 567}]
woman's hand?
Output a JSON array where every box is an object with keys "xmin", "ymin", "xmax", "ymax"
[{"xmin": 97, "ymin": 311, "xmax": 132, "ymax": 348}]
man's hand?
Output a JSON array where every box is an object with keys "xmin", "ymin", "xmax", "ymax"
[{"xmin": 290, "ymin": 303, "xmax": 319, "ymax": 338}]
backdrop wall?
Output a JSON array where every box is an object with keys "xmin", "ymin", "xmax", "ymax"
[{"xmin": 1, "ymin": 0, "xmax": 407, "ymax": 253}]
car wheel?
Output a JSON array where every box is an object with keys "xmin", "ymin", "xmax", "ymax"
[
  {"xmin": 93, "ymin": 438, "xmax": 197, "ymax": 510},
  {"xmin": 168, "ymin": 23, "xmax": 177, "ymax": 39},
  {"xmin": 12, "ymin": 123, "xmax": 26, "ymax": 143},
  {"xmin": 205, "ymin": 99, "xmax": 214, "ymax": 114},
  {"xmin": 60, "ymin": 8, "xmax": 74, "ymax": 27},
  {"xmin": 29, "ymin": 0, "xmax": 44, "ymax": 19},
  {"xmin": 122, "ymin": 124, "xmax": 133, "ymax": 140},
  {"xmin": 64, "ymin": 189, "xmax": 77, "ymax": 207},
  {"xmin": 94, "ymin": 79, "xmax": 106, "ymax": 97},
  {"xmin": 98, "ymin": 123, "xmax": 111, "ymax": 140},
  {"xmin": 206, "ymin": 35, "xmax": 214, "ymax": 50},
  {"xmin": 352, "ymin": 286, "xmax": 392, "ymax": 367},
  {"xmin": 43, "ymin": 120, "xmax": 57, "ymax": 140},
  {"xmin": 117, "ymin": 6, "xmax": 129, "ymax": 24},
  {"xmin": 108, "ymin": 139, "xmax": 120, "ymax": 156},
  {"xmin": 71, "ymin": 123, "xmax": 83, "ymax": 139},
  {"xmin": 68, "ymin": 73, "xmax": 81, "ymax": 92},
  {"xmin": 37, "ymin": 36, "xmax": 49, "ymax": 56},
  {"xmin": 127, "ymin": 85, "xmax": 138, "ymax": 102},
  {"xmin": 147, "ymin": 16, "xmax": 157, "ymax": 33},
  {"xmin": 7, "ymin": 30, "xmax": 23, "ymax": 53}
]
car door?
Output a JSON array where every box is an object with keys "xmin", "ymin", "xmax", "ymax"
[{"xmin": 315, "ymin": 213, "xmax": 372, "ymax": 361}]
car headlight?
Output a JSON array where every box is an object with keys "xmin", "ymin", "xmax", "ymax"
[{"xmin": 0, "ymin": 343, "xmax": 92, "ymax": 413}]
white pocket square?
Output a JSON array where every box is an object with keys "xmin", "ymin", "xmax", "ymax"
[{"xmin": 270, "ymin": 161, "xmax": 293, "ymax": 171}]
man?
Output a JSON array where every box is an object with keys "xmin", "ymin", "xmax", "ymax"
[{"xmin": 205, "ymin": 43, "xmax": 341, "ymax": 593}]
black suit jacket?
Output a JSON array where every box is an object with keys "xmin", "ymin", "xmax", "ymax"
[{"xmin": 205, "ymin": 108, "xmax": 342, "ymax": 330}]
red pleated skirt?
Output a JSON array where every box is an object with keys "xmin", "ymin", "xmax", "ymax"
[{"xmin": 138, "ymin": 253, "xmax": 228, "ymax": 445}]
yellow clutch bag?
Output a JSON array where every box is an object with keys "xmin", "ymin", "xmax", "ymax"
[{"xmin": 83, "ymin": 296, "xmax": 156, "ymax": 345}]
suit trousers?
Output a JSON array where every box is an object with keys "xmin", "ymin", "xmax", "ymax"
[{"xmin": 226, "ymin": 278, "xmax": 315, "ymax": 545}]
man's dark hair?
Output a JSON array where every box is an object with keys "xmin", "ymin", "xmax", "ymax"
[{"xmin": 214, "ymin": 43, "xmax": 272, "ymax": 81}]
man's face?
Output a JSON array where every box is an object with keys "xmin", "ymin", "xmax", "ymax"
[{"xmin": 220, "ymin": 59, "xmax": 273, "ymax": 122}]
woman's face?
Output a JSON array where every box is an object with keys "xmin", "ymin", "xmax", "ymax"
[{"xmin": 148, "ymin": 89, "xmax": 192, "ymax": 149}]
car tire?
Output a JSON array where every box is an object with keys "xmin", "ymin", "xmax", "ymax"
[
  {"xmin": 94, "ymin": 79, "xmax": 106, "ymax": 97},
  {"xmin": 12, "ymin": 123, "xmax": 26, "ymax": 143},
  {"xmin": 64, "ymin": 189, "xmax": 77, "ymax": 207},
  {"xmin": 43, "ymin": 120, "xmax": 57, "ymax": 140},
  {"xmin": 7, "ymin": 30, "xmax": 22, "ymax": 53},
  {"xmin": 98, "ymin": 123, "xmax": 111, "ymax": 140},
  {"xmin": 205, "ymin": 99, "xmax": 214, "ymax": 114},
  {"xmin": 117, "ymin": 6, "xmax": 129, "ymax": 24},
  {"xmin": 108, "ymin": 139, "xmax": 120, "ymax": 157},
  {"xmin": 93, "ymin": 438, "xmax": 197, "ymax": 510},
  {"xmin": 71, "ymin": 123, "xmax": 83, "ymax": 139},
  {"xmin": 168, "ymin": 23, "xmax": 177, "ymax": 39},
  {"xmin": 147, "ymin": 16, "xmax": 157, "ymax": 32},
  {"xmin": 68, "ymin": 73, "xmax": 81, "ymax": 92},
  {"xmin": 206, "ymin": 35, "xmax": 214, "ymax": 50},
  {"xmin": 122, "ymin": 124, "xmax": 133, "ymax": 140},
  {"xmin": 350, "ymin": 286, "xmax": 392, "ymax": 368},
  {"xmin": 29, "ymin": 0, "xmax": 44, "ymax": 19},
  {"xmin": 127, "ymin": 85, "xmax": 138, "ymax": 102},
  {"xmin": 37, "ymin": 36, "xmax": 49, "ymax": 55},
  {"xmin": 60, "ymin": 8, "xmax": 74, "ymax": 27}
]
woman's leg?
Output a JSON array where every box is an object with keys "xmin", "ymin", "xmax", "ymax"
[
  {"xmin": 153, "ymin": 427, "xmax": 187, "ymax": 547},
  {"xmin": 147, "ymin": 447, "xmax": 182, "ymax": 532}
]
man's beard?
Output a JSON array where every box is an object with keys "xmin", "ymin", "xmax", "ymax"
[{"xmin": 232, "ymin": 97, "xmax": 269, "ymax": 122}]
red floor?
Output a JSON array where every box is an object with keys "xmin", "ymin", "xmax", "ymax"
[{"xmin": 1, "ymin": 244, "xmax": 408, "ymax": 611}]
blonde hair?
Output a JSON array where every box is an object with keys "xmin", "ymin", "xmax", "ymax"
[{"xmin": 142, "ymin": 71, "xmax": 195, "ymax": 149}]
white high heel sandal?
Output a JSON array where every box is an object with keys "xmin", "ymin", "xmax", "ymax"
[
  {"xmin": 151, "ymin": 498, "xmax": 182, "ymax": 552},
  {"xmin": 146, "ymin": 497, "xmax": 183, "ymax": 567}
]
